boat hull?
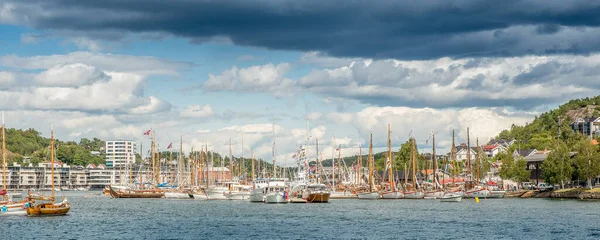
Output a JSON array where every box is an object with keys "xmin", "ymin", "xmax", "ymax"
[
  {"xmin": 164, "ymin": 192, "xmax": 192, "ymax": 199},
  {"xmin": 357, "ymin": 192, "xmax": 380, "ymax": 199},
  {"xmin": 192, "ymin": 194, "xmax": 208, "ymax": 200},
  {"xmin": 381, "ymin": 191, "xmax": 403, "ymax": 199},
  {"xmin": 27, "ymin": 203, "xmax": 70, "ymax": 216},
  {"xmin": 225, "ymin": 192, "xmax": 250, "ymax": 200},
  {"xmin": 109, "ymin": 186, "xmax": 164, "ymax": 198},
  {"xmin": 488, "ymin": 190, "xmax": 505, "ymax": 198},
  {"xmin": 424, "ymin": 190, "xmax": 444, "ymax": 199},
  {"xmin": 306, "ymin": 192, "xmax": 330, "ymax": 203},
  {"xmin": 249, "ymin": 191, "xmax": 265, "ymax": 202},
  {"xmin": 440, "ymin": 195, "xmax": 462, "ymax": 202},
  {"xmin": 265, "ymin": 192, "xmax": 288, "ymax": 204},
  {"xmin": 0, "ymin": 209, "xmax": 27, "ymax": 216},
  {"xmin": 404, "ymin": 191, "xmax": 424, "ymax": 199},
  {"xmin": 465, "ymin": 189, "xmax": 490, "ymax": 198}
]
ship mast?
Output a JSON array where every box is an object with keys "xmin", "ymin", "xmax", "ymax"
[
  {"xmin": 139, "ymin": 142, "xmax": 143, "ymax": 189},
  {"xmin": 1, "ymin": 112, "xmax": 5, "ymax": 201},
  {"xmin": 432, "ymin": 131, "xmax": 437, "ymax": 190},
  {"xmin": 466, "ymin": 127, "xmax": 472, "ymax": 188},
  {"xmin": 368, "ymin": 132, "xmax": 373, "ymax": 192},
  {"xmin": 151, "ymin": 130, "xmax": 159, "ymax": 187},
  {"xmin": 271, "ymin": 121, "xmax": 276, "ymax": 178},
  {"xmin": 316, "ymin": 139, "xmax": 320, "ymax": 184},
  {"xmin": 251, "ymin": 150, "xmax": 255, "ymax": 181},
  {"xmin": 387, "ymin": 124, "xmax": 394, "ymax": 191},
  {"xmin": 229, "ymin": 138, "xmax": 233, "ymax": 180},
  {"xmin": 411, "ymin": 136, "xmax": 416, "ymax": 189},
  {"xmin": 357, "ymin": 145, "xmax": 362, "ymax": 185},
  {"xmin": 451, "ymin": 129, "xmax": 456, "ymax": 185},
  {"xmin": 475, "ymin": 137, "xmax": 480, "ymax": 185},
  {"xmin": 51, "ymin": 125, "xmax": 55, "ymax": 201},
  {"xmin": 179, "ymin": 135, "xmax": 183, "ymax": 190}
]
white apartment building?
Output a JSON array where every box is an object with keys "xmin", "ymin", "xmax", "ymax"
[{"xmin": 105, "ymin": 140, "xmax": 137, "ymax": 168}]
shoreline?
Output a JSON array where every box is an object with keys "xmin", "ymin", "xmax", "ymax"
[{"xmin": 506, "ymin": 188, "xmax": 600, "ymax": 199}]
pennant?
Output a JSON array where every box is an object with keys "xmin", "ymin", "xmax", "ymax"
[
  {"xmin": 167, "ymin": 143, "xmax": 172, "ymax": 149},
  {"xmin": 143, "ymin": 129, "xmax": 151, "ymax": 135}
]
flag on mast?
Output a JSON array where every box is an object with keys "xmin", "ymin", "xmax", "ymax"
[
  {"xmin": 143, "ymin": 129, "xmax": 151, "ymax": 135},
  {"xmin": 425, "ymin": 131, "xmax": 433, "ymax": 144},
  {"xmin": 167, "ymin": 143, "xmax": 172, "ymax": 149}
]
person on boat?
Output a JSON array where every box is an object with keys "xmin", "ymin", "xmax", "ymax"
[{"xmin": 1, "ymin": 205, "xmax": 6, "ymax": 213}]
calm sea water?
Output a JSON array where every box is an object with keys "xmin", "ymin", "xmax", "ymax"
[{"xmin": 4, "ymin": 192, "xmax": 600, "ymax": 239}]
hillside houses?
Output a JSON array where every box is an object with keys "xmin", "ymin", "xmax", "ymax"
[
  {"xmin": 449, "ymin": 138, "xmax": 514, "ymax": 162},
  {"xmin": 570, "ymin": 116, "xmax": 600, "ymax": 138}
]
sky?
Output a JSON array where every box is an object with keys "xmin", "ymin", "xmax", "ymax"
[{"xmin": 1, "ymin": 0, "xmax": 600, "ymax": 166}]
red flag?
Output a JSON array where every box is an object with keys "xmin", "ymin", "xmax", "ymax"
[
  {"xmin": 0, "ymin": 189, "xmax": 5, "ymax": 196},
  {"xmin": 167, "ymin": 143, "xmax": 172, "ymax": 149},
  {"xmin": 143, "ymin": 129, "xmax": 151, "ymax": 135},
  {"xmin": 292, "ymin": 154, "xmax": 296, "ymax": 158}
]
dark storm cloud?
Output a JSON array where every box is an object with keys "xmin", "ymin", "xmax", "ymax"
[{"xmin": 5, "ymin": 0, "xmax": 600, "ymax": 59}]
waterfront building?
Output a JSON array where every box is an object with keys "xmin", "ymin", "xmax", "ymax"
[
  {"xmin": 1, "ymin": 162, "xmax": 236, "ymax": 190},
  {"xmin": 105, "ymin": 140, "xmax": 137, "ymax": 168}
]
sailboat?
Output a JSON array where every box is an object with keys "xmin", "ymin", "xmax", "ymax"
[
  {"xmin": 249, "ymin": 150, "xmax": 269, "ymax": 202},
  {"xmin": 165, "ymin": 136, "xmax": 193, "ymax": 199},
  {"xmin": 110, "ymin": 129, "xmax": 164, "ymax": 198},
  {"xmin": 26, "ymin": 126, "xmax": 71, "ymax": 216},
  {"xmin": 302, "ymin": 139, "xmax": 331, "ymax": 203},
  {"xmin": 464, "ymin": 129, "xmax": 490, "ymax": 198},
  {"xmin": 0, "ymin": 113, "xmax": 28, "ymax": 216},
  {"xmin": 265, "ymin": 123, "xmax": 289, "ymax": 204},
  {"xmin": 441, "ymin": 129, "xmax": 464, "ymax": 202},
  {"xmin": 224, "ymin": 138, "xmax": 252, "ymax": 200},
  {"xmin": 404, "ymin": 136, "xmax": 424, "ymax": 199},
  {"xmin": 382, "ymin": 124, "xmax": 402, "ymax": 199},
  {"xmin": 424, "ymin": 131, "xmax": 444, "ymax": 199},
  {"xmin": 358, "ymin": 132, "xmax": 380, "ymax": 199}
]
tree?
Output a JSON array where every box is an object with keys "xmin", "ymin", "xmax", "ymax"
[
  {"xmin": 542, "ymin": 141, "xmax": 573, "ymax": 188},
  {"xmin": 393, "ymin": 139, "xmax": 423, "ymax": 171},
  {"xmin": 573, "ymin": 138, "xmax": 600, "ymax": 189},
  {"xmin": 513, "ymin": 158, "xmax": 531, "ymax": 183},
  {"xmin": 498, "ymin": 152, "xmax": 515, "ymax": 180}
]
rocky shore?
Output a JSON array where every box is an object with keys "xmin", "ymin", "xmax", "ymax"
[{"xmin": 505, "ymin": 189, "xmax": 600, "ymax": 199}]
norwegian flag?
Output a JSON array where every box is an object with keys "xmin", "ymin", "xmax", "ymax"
[
  {"xmin": 167, "ymin": 143, "xmax": 172, "ymax": 149},
  {"xmin": 143, "ymin": 129, "xmax": 151, "ymax": 135}
]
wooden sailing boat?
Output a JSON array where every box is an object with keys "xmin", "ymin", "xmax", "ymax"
[
  {"xmin": 404, "ymin": 135, "xmax": 424, "ymax": 199},
  {"xmin": 440, "ymin": 130, "xmax": 464, "ymax": 202},
  {"xmin": 424, "ymin": 131, "xmax": 444, "ymax": 199},
  {"xmin": 464, "ymin": 128, "xmax": 489, "ymax": 198},
  {"xmin": 357, "ymin": 132, "xmax": 380, "ymax": 199},
  {"xmin": 382, "ymin": 124, "xmax": 402, "ymax": 199},
  {"xmin": 304, "ymin": 138, "xmax": 331, "ymax": 203},
  {"xmin": 443, "ymin": 129, "xmax": 465, "ymax": 197},
  {"xmin": 110, "ymin": 130, "xmax": 164, "ymax": 198},
  {"xmin": 27, "ymin": 126, "xmax": 71, "ymax": 216}
]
